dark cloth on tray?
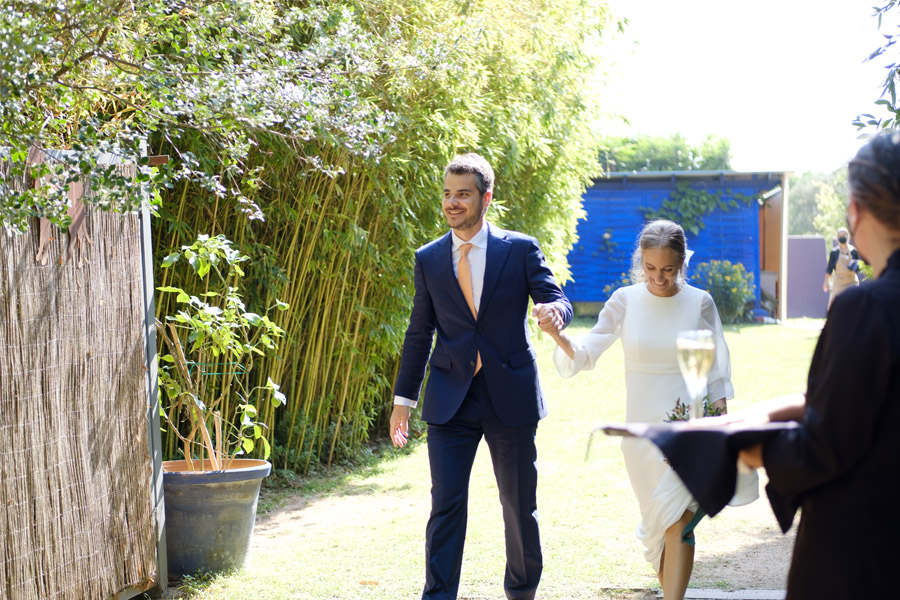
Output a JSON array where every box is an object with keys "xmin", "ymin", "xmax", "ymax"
[{"xmin": 602, "ymin": 421, "xmax": 795, "ymax": 518}]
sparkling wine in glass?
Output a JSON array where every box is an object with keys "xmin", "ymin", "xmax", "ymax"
[{"xmin": 676, "ymin": 329, "xmax": 715, "ymax": 420}]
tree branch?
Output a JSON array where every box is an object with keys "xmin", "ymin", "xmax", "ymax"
[{"xmin": 51, "ymin": 26, "xmax": 110, "ymax": 81}]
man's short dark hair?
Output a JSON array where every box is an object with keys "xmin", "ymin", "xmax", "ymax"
[{"xmin": 444, "ymin": 153, "xmax": 495, "ymax": 196}]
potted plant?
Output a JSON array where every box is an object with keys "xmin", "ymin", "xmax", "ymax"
[{"xmin": 155, "ymin": 234, "xmax": 287, "ymax": 577}]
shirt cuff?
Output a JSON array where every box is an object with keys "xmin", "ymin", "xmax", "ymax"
[{"xmin": 393, "ymin": 395, "xmax": 418, "ymax": 409}]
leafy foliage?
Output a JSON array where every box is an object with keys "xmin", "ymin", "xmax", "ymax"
[
  {"xmin": 4, "ymin": 0, "xmax": 621, "ymax": 472},
  {"xmin": 854, "ymin": 1, "xmax": 900, "ymax": 131},
  {"xmin": 691, "ymin": 260, "xmax": 757, "ymax": 324},
  {"xmin": 602, "ymin": 272, "xmax": 631, "ymax": 300},
  {"xmin": 639, "ymin": 182, "xmax": 755, "ymax": 236},
  {"xmin": 811, "ymin": 175, "xmax": 851, "ymax": 244},
  {"xmin": 599, "ymin": 134, "xmax": 732, "ymax": 173},
  {"xmin": 788, "ymin": 169, "xmax": 848, "ymax": 235},
  {"xmin": 0, "ymin": 0, "xmax": 394, "ymax": 232}
]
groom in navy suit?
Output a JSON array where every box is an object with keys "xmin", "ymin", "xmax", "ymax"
[{"xmin": 391, "ymin": 153, "xmax": 573, "ymax": 600}]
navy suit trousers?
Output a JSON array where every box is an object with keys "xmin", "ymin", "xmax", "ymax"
[{"xmin": 423, "ymin": 371, "xmax": 542, "ymax": 600}]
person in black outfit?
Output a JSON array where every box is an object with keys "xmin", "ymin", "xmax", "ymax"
[
  {"xmin": 736, "ymin": 131, "xmax": 900, "ymax": 599},
  {"xmin": 822, "ymin": 226, "xmax": 861, "ymax": 310}
]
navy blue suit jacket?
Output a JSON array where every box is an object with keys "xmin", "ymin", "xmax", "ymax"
[{"xmin": 394, "ymin": 224, "xmax": 573, "ymax": 427}]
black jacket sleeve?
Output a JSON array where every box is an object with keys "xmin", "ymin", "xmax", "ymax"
[{"xmin": 762, "ymin": 288, "xmax": 894, "ymax": 530}]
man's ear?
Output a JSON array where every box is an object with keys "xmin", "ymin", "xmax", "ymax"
[{"xmin": 482, "ymin": 190, "xmax": 492, "ymax": 211}]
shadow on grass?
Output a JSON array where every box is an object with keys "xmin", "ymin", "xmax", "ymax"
[
  {"xmin": 152, "ymin": 437, "xmax": 424, "ymax": 599},
  {"xmin": 256, "ymin": 434, "xmax": 424, "ymax": 518}
]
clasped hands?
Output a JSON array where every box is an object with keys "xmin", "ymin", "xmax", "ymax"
[{"xmin": 532, "ymin": 303, "xmax": 563, "ymax": 334}]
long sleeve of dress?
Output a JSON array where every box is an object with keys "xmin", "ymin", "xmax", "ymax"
[
  {"xmin": 699, "ymin": 291, "xmax": 734, "ymax": 402},
  {"xmin": 553, "ymin": 287, "xmax": 626, "ymax": 378}
]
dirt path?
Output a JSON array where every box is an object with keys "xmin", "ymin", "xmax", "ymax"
[{"xmin": 690, "ymin": 473, "xmax": 796, "ymax": 590}]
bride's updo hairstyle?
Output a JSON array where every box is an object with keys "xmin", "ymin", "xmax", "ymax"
[
  {"xmin": 630, "ymin": 219, "xmax": 688, "ymax": 284},
  {"xmin": 848, "ymin": 131, "xmax": 900, "ymax": 235}
]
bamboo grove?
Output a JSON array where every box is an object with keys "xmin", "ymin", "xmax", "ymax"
[{"xmin": 3, "ymin": 0, "xmax": 620, "ymax": 473}]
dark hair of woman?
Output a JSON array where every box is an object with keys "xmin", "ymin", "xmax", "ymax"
[{"xmin": 848, "ymin": 130, "xmax": 900, "ymax": 231}]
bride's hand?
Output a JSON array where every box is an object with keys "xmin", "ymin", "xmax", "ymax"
[{"xmin": 532, "ymin": 303, "xmax": 563, "ymax": 334}]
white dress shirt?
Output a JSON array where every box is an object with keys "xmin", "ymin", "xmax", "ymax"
[{"xmin": 394, "ymin": 221, "xmax": 490, "ymax": 408}]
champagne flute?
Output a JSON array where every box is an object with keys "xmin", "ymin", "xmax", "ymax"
[{"xmin": 676, "ymin": 329, "xmax": 715, "ymax": 420}]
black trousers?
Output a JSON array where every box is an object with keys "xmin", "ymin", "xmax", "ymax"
[{"xmin": 422, "ymin": 371, "xmax": 542, "ymax": 600}]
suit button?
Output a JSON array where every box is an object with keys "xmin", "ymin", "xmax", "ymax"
[
  {"xmin": 476, "ymin": 326, "xmax": 483, "ymax": 332},
  {"xmin": 469, "ymin": 361, "xmax": 476, "ymax": 367}
]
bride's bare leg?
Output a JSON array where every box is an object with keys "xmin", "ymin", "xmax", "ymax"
[
  {"xmin": 661, "ymin": 510, "xmax": 695, "ymax": 600},
  {"xmin": 657, "ymin": 547, "xmax": 665, "ymax": 588}
]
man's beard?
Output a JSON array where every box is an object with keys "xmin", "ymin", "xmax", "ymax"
[{"xmin": 448, "ymin": 198, "xmax": 484, "ymax": 230}]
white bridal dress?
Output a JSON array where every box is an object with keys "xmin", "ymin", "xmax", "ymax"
[{"xmin": 553, "ymin": 283, "xmax": 744, "ymax": 572}]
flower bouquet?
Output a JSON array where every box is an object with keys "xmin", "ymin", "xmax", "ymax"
[{"xmin": 664, "ymin": 396, "xmax": 724, "ymax": 422}]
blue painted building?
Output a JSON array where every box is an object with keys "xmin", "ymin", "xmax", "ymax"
[{"xmin": 564, "ymin": 171, "xmax": 790, "ymax": 317}]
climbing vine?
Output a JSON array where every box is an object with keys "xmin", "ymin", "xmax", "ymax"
[{"xmin": 640, "ymin": 182, "xmax": 756, "ymax": 235}]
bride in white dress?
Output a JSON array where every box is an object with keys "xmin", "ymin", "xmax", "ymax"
[{"xmin": 538, "ymin": 220, "xmax": 733, "ymax": 600}]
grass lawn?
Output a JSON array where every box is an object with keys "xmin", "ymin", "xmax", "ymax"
[{"xmin": 166, "ymin": 319, "xmax": 822, "ymax": 600}]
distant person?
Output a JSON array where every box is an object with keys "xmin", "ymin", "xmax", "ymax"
[
  {"xmin": 822, "ymin": 226, "xmax": 860, "ymax": 310},
  {"xmin": 538, "ymin": 220, "xmax": 745, "ymax": 600},
  {"xmin": 733, "ymin": 131, "xmax": 900, "ymax": 599},
  {"xmin": 390, "ymin": 153, "xmax": 573, "ymax": 600}
]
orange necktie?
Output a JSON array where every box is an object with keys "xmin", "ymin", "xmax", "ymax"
[{"xmin": 457, "ymin": 243, "xmax": 482, "ymax": 373}]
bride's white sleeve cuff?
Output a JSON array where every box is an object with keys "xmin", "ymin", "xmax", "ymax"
[
  {"xmin": 707, "ymin": 378, "xmax": 734, "ymax": 402},
  {"xmin": 552, "ymin": 340, "xmax": 591, "ymax": 378}
]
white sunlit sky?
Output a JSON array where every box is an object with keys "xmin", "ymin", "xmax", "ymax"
[{"xmin": 598, "ymin": 0, "xmax": 897, "ymax": 174}]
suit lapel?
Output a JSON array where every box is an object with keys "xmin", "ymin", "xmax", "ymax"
[
  {"xmin": 479, "ymin": 224, "xmax": 511, "ymax": 314},
  {"xmin": 432, "ymin": 232, "xmax": 475, "ymax": 319}
]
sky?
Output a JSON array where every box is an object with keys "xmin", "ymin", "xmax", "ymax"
[{"xmin": 599, "ymin": 0, "xmax": 896, "ymax": 174}]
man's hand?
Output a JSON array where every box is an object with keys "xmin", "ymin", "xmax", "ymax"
[
  {"xmin": 532, "ymin": 303, "xmax": 563, "ymax": 334},
  {"xmin": 390, "ymin": 405, "xmax": 411, "ymax": 447}
]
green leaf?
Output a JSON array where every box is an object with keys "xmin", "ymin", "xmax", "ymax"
[{"xmin": 267, "ymin": 377, "xmax": 286, "ymax": 405}]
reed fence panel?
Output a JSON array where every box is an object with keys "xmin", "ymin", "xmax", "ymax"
[{"xmin": 0, "ymin": 159, "xmax": 158, "ymax": 598}]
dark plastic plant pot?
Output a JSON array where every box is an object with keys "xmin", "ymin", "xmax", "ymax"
[{"xmin": 162, "ymin": 459, "xmax": 271, "ymax": 578}]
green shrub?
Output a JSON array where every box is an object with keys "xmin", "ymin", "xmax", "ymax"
[{"xmin": 691, "ymin": 260, "xmax": 756, "ymax": 324}]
